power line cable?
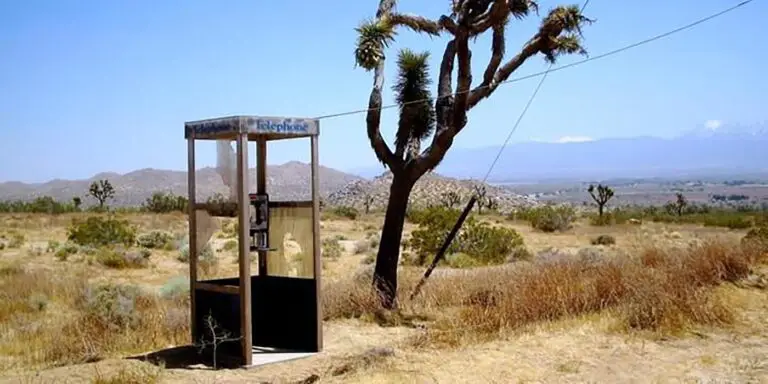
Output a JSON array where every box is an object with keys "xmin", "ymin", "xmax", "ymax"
[
  {"xmin": 314, "ymin": 0, "xmax": 753, "ymax": 121},
  {"xmin": 477, "ymin": 0, "xmax": 592, "ymax": 183}
]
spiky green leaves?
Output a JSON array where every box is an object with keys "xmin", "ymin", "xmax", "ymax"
[
  {"xmin": 508, "ymin": 0, "xmax": 539, "ymax": 20},
  {"xmin": 393, "ymin": 49, "xmax": 435, "ymax": 159},
  {"xmin": 538, "ymin": 4, "xmax": 594, "ymax": 63},
  {"xmin": 542, "ymin": 34, "xmax": 588, "ymax": 63},
  {"xmin": 354, "ymin": 18, "xmax": 396, "ymax": 71}
]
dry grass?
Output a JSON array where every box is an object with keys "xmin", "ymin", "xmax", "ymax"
[
  {"xmin": 322, "ymin": 238, "xmax": 764, "ymax": 349},
  {"xmin": 1, "ymin": 211, "xmax": 766, "ymax": 383},
  {"xmin": 0, "ymin": 261, "xmax": 188, "ymax": 370}
]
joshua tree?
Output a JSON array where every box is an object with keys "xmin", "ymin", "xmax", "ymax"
[
  {"xmin": 363, "ymin": 193, "xmax": 376, "ymax": 214},
  {"xmin": 587, "ymin": 184, "xmax": 614, "ymax": 218},
  {"xmin": 356, "ymin": 0, "xmax": 593, "ymax": 308},
  {"xmin": 72, "ymin": 197, "xmax": 82, "ymax": 210},
  {"xmin": 88, "ymin": 179, "xmax": 115, "ymax": 209},
  {"xmin": 673, "ymin": 192, "xmax": 687, "ymax": 216},
  {"xmin": 473, "ymin": 184, "xmax": 489, "ymax": 214},
  {"xmin": 440, "ymin": 190, "xmax": 462, "ymax": 208}
]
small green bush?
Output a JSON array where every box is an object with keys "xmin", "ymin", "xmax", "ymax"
[
  {"xmin": 143, "ymin": 192, "xmax": 188, "ymax": 213},
  {"xmin": 515, "ymin": 205, "xmax": 576, "ymax": 233},
  {"xmin": 222, "ymin": 239, "xmax": 238, "ymax": 251},
  {"xmin": 137, "ymin": 231, "xmax": 173, "ymax": 249},
  {"xmin": 702, "ymin": 215, "xmax": 752, "ymax": 229},
  {"xmin": 8, "ymin": 232, "xmax": 25, "ymax": 248},
  {"xmin": 177, "ymin": 241, "xmax": 214, "ymax": 264},
  {"xmin": 55, "ymin": 242, "xmax": 80, "ymax": 261},
  {"xmin": 446, "ymin": 252, "xmax": 481, "ymax": 268},
  {"xmin": 46, "ymin": 240, "xmax": 60, "ymax": 253},
  {"xmin": 159, "ymin": 276, "xmax": 190, "ymax": 301},
  {"xmin": 331, "ymin": 206, "xmax": 359, "ymax": 220},
  {"xmin": 408, "ymin": 206, "xmax": 527, "ymax": 267},
  {"xmin": 322, "ymin": 238, "xmax": 343, "ymax": 259},
  {"xmin": 742, "ymin": 226, "xmax": 768, "ymax": 255},
  {"xmin": 78, "ymin": 283, "xmax": 142, "ymax": 330},
  {"xmin": 591, "ymin": 234, "xmax": 616, "ymax": 246},
  {"xmin": 94, "ymin": 247, "xmax": 149, "ymax": 269},
  {"xmin": 67, "ymin": 216, "xmax": 136, "ymax": 247},
  {"xmin": 459, "ymin": 222, "xmax": 525, "ymax": 265}
]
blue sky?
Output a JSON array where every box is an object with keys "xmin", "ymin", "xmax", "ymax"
[{"xmin": 1, "ymin": 0, "xmax": 766, "ymax": 183}]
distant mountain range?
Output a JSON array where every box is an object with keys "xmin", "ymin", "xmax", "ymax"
[
  {"xmin": 0, "ymin": 161, "xmax": 362, "ymax": 207},
  {"xmin": 350, "ymin": 124, "xmax": 768, "ymax": 182}
]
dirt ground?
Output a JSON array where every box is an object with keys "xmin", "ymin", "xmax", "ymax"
[{"xmin": 0, "ymin": 212, "xmax": 766, "ymax": 383}]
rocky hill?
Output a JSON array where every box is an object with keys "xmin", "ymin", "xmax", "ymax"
[
  {"xmin": 0, "ymin": 161, "xmax": 362, "ymax": 207},
  {"xmin": 326, "ymin": 171, "xmax": 538, "ymax": 213}
]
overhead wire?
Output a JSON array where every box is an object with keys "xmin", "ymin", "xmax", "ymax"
[
  {"xmin": 313, "ymin": 0, "xmax": 754, "ymax": 121},
  {"xmin": 478, "ymin": 0, "xmax": 590, "ymax": 183}
]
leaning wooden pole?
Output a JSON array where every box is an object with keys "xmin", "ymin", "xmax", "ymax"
[{"xmin": 409, "ymin": 196, "xmax": 477, "ymax": 301}]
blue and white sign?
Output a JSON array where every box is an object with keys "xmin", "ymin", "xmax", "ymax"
[
  {"xmin": 185, "ymin": 115, "xmax": 319, "ymax": 138},
  {"xmin": 186, "ymin": 117, "xmax": 239, "ymax": 137},
  {"xmin": 245, "ymin": 117, "xmax": 318, "ymax": 135}
]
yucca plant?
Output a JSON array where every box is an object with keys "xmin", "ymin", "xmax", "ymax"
[
  {"xmin": 356, "ymin": 0, "xmax": 594, "ymax": 309},
  {"xmin": 354, "ymin": 19, "xmax": 396, "ymax": 71}
]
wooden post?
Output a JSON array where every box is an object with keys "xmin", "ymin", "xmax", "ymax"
[
  {"xmin": 187, "ymin": 136, "xmax": 198, "ymax": 343},
  {"xmin": 310, "ymin": 134, "xmax": 323, "ymax": 351},
  {"xmin": 236, "ymin": 133, "xmax": 253, "ymax": 366},
  {"xmin": 256, "ymin": 139, "xmax": 268, "ymax": 277}
]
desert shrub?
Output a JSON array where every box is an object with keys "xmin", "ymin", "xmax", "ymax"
[
  {"xmin": 222, "ymin": 239, "xmax": 238, "ymax": 251},
  {"xmin": 143, "ymin": 192, "xmax": 188, "ymax": 213},
  {"xmin": 361, "ymin": 252, "xmax": 376, "ymax": 265},
  {"xmin": 322, "ymin": 238, "xmax": 343, "ymax": 259},
  {"xmin": 159, "ymin": 276, "xmax": 190, "ymax": 301},
  {"xmin": 591, "ymin": 234, "xmax": 616, "ymax": 246},
  {"xmin": 177, "ymin": 241, "xmax": 216, "ymax": 270},
  {"xmin": 742, "ymin": 226, "xmax": 768, "ymax": 256},
  {"xmin": 201, "ymin": 193, "xmax": 237, "ymax": 217},
  {"xmin": 587, "ymin": 210, "xmax": 632, "ymax": 226},
  {"xmin": 352, "ymin": 239, "xmax": 370, "ymax": 254},
  {"xmin": 8, "ymin": 232, "xmax": 25, "ymax": 248},
  {"xmin": 78, "ymin": 283, "xmax": 143, "ymax": 330},
  {"xmin": 137, "ymin": 231, "xmax": 174, "ymax": 249},
  {"xmin": 0, "ymin": 196, "xmax": 78, "ymax": 214},
  {"xmin": 408, "ymin": 206, "xmax": 526, "ymax": 266},
  {"xmin": 446, "ymin": 252, "xmax": 481, "ymax": 268},
  {"xmin": 94, "ymin": 247, "xmax": 150, "ymax": 269},
  {"xmin": 513, "ymin": 205, "xmax": 576, "ymax": 233},
  {"xmin": 67, "ymin": 216, "xmax": 137, "ymax": 247},
  {"xmin": 458, "ymin": 222, "xmax": 525, "ymax": 265},
  {"xmin": 702, "ymin": 214, "xmax": 752, "ymax": 229},
  {"xmin": 330, "ymin": 206, "xmax": 359, "ymax": 220},
  {"xmin": 54, "ymin": 242, "xmax": 80, "ymax": 261},
  {"xmin": 407, "ymin": 206, "xmax": 463, "ymax": 265},
  {"xmin": 46, "ymin": 240, "xmax": 60, "ymax": 253}
]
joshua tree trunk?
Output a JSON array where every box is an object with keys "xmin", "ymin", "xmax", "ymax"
[
  {"xmin": 373, "ymin": 174, "xmax": 414, "ymax": 308},
  {"xmin": 598, "ymin": 204, "xmax": 604, "ymax": 217}
]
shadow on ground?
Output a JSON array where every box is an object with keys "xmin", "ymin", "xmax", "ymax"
[{"xmin": 128, "ymin": 345, "xmax": 244, "ymax": 370}]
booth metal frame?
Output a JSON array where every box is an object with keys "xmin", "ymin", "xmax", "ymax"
[{"xmin": 184, "ymin": 115, "xmax": 322, "ymax": 367}]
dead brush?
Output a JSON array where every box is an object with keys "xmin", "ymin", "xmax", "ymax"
[
  {"xmin": 409, "ymin": 239, "xmax": 759, "ymax": 347},
  {"xmin": 0, "ymin": 265, "xmax": 189, "ymax": 369}
]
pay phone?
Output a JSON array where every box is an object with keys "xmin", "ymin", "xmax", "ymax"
[{"xmin": 249, "ymin": 193, "xmax": 276, "ymax": 252}]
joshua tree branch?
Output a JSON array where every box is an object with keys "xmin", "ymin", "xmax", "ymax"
[{"xmin": 366, "ymin": 0, "xmax": 403, "ymax": 172}]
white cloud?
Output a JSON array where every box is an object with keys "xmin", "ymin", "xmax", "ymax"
[
  {"xmin": 556, "ymin": 135, "xmax": 594, "ymax": 143},
  {"xmin": 704, "ymin": 120, "xmax": 722, "ymax": 130}
]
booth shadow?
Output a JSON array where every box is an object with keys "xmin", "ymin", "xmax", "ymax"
[{"xmin": 128, "ymin": 345, "xmax": 244, "ymax": 370}]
